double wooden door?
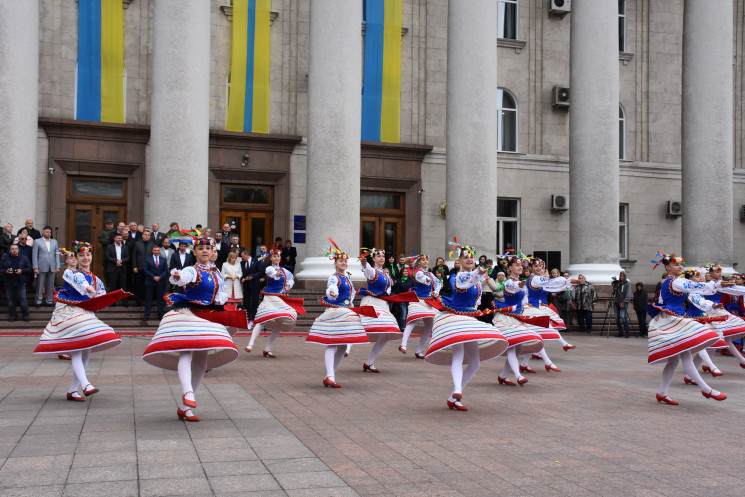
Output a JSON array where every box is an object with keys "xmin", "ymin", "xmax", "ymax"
[
  {"xmin": 360, "ymin": 216, "xmax": 403, "ymax": 258},
  {"xmin": 221, "ymin": 211, "xmax": 273, "ymax": 255},
  {"xmin": 66, "ymin": 204, "xmax": 127, "ymax": 276}
]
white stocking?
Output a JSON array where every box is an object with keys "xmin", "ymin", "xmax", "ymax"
[
  {"xmin": 345, "ymin": 344, "xmax": 352, "ymax": 354},
  {"xmin": 680, "ymin": 351, "xmax": 718, "ymax": 395},
  {"xmin": 658, "ymin": 356, "xmax": 679, "ymax": 397},
  {"xmin": 461, "ymin": 341, "xmax": 481, "ymax": 388},
  {"xmin": 697, "ymin": 350, "xmax": 718, "ymax": 371},
  {"xmin": 692, "ymin": 354, "xmax": 702, "ymax": 368},
  {"xmin": 506, "ymin": 347, "xmax": 522, "ymax": 378},
  {"xmin": 557, "ymin": 335, "xmax": 569, "ymax": 347},
  {"xmin": 333, "ymin": 345, "xmax": 346, "ymax": 371},
  {"xmin": 520, "ymin": 353, "xmax": 531, "ymax": 367},
  {"xmin": 191, "ymin": 351, "xmax": 208, "ymax": 393},
  {"xmin": 265, "ymin": 329, "xmax": 280, "ymax": 351},
  {"xmin": 248, "ymin": 323, "xmax": 263, "ymax": 348},
  {"xmin": 450, "ymin": 343, "xmax": 465, "ymax": 396},
  {"xmin": 537, "ymin": 347, "xmax": 553, "ymax": 366},
  {"xmin": 365, "ymin": 335, "xmax": 389, "ymax": 366},
  {"xmin": 178, "ymin": 352, "xmax": 195, "ymax": 407},
  {"xmin": 401, "ymin": 322, "xmax": 415, "ymax": 350},
  {"xmin": 324, "ymin": 346, "xmax": 336, "ymax": 379},
  {"xmin": 725, "ymin": 338, "xmax": 745, "ymax": 365},
  {"xmin": 69, "ymin": 350, "xmax": 91, "ymax": 392},
  {"xmin": 416, "ymin": 319, "xmax": 433, "ymax": 354}
]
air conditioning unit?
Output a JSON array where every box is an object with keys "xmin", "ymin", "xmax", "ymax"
[
  {"xmin": 548, "ymin": 0, "xmax": 571, "ymax": 17},
  {"xmin": 666, "ymin": 201, "xmax": 682, "ymax": 218},
  {"xmin": 551, "ymin": 194, "xmax": 569, "ymax": 212},
  {"xmin": 552, "ymin": 85, "xmax": 570, "ymax": 110}
]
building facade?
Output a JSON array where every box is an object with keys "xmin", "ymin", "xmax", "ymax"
[{"xmin": 1, "ymin": 0, "xmax": 744, "ymax": 284}]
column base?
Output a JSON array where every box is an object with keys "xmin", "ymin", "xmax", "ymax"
[
  {"xmin": 566, "ymin": 263, "xmax": 625, "ymax": 285},
  {"xmin": 294, "ymin": 257, "xmax": 366, "ymax": 283}
]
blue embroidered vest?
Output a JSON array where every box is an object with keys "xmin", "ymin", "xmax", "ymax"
[
  {"xmin": 657, "ymin": 277, "xmax": 687, "ymax": 316},
  {"xmin": 526, "ymin": 275, "xmax": 547, "ymax": 307},
  {"xmin": 322, "ymin": 273, "xmax": 354, "ymax": 307},
  {"xmin": 263, "ymin": 266, "xmax": 289, "ymax": 296},
  {"xmin": 493, "ymin": 279, "xmax": 524, "ymax": 314},
  {"xmin": 358, "ymin": 267, "xmax": 391, "ymax": 297},
  {"xmin": 413, "ymin": 269, "xmax": 435, "ymax": 299},
  {"xmin": 55, "ymin": 270, "xmax": 97, "ymax": 305},
  {"xmin": 440, "ymin": 272, "xmax": 481, "ymax": 314},
  {"xmin": 168, "ymin": 264, "xmax": 222, "ymax": 307},
  {"xmin": 707, "ymin": 291, "xmax": 723, "ymax": 305}
]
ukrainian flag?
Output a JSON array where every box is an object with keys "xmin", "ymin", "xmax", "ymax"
[
  {"xmin": 361, "ymin": 0, "xmax": 403, "ymax": 143},
  {"xmin": 76, "ymin": 0, "xmax": 125, "ymax": 123},
  {"xmin": 227, "ymin": 0, "xmax": 271, "ymax": 133}
]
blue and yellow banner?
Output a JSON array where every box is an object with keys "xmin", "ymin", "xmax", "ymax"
[
  {"xmin": 77, "ymin": 0, "xmax": 125, "ymax": 123},
  {"xmin": 227, "ymin": 0, "xmax": 271, "ymax": 133},
  {"xmin": 362, "ymin": 0, "xmax": 402, "ymax": 143}
]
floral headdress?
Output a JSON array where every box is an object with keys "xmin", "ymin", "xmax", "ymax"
[
  {"xmin": 168, "ymin": 224, "xmax": 215, "ymax": 247},
  {"xmin": 683, "ymin": 269, "xmax": 700, "ymax": 279},
  {"xmin": 59, "ymin": 248, "xmax": 75, "ymax": 257},
  {"xmin": 651, "ymin": 251, "xmax": 684, "ymax": 270},
  {"xmin": 448, "ymin": 237, "xmax": 476, "ymax": 260},
  {"xmin": 359, "ymin": 247, "xmax": 385, "ymax": 258},
  {"xmin": 703, "ymin": 262, "xmax": 723, "ymax": 272},
  {"xmin": 405, "ymin": 251, "xmax": 429, "ymax": 265},
  {"xmin": 267, "ymin": 245, "xmax": 282, "ymax": 256},
  {"xmin": 323, "ymin": 238, "xmax": 349, "ymax": 260},
  {"xmin": 72, "ymin": 241, "xmax": 92, "ymax": 253}
]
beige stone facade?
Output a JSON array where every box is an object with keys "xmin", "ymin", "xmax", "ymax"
[{"xmin": 8, "ymin": 0, "xmax": 743, "ymax": 284}]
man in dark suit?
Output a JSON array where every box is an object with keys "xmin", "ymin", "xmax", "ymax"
[
  {"xmin": 128, "ymin": 221, "xmax": 140, "ymax": 242},
  {"xmin": 0, "ymin": 244, "xmax": 32, "ymax": 322},
  {"xmin": 222, "ymin": 235, "xmax": 244, "ymax": 269},
  {"xmin": 220, "ymin": 223, "xmax": 232, "ymax": 243},
  {"xmin": 240, "ymin": 249, "xmax": 262, "ymax": 322},
  {"xmin": 18, "ymin": 219, "xmax": 41, "ymax": 240},
  {"xmin": 130, "ymin": 231, "xmax": 147, "ymax": 306},
  {"xmin": 104, "ymin": 233, "xmax": 130, "ymax": 303},
  {"xmin": 170, "ymin": 243, "xmax": 194, "ymax": 271},
  {"xmin": 143, "ymin": 245, "xmax": 168, "ymax": 322},
  {"xmin": 150, "ymin": 222, "xmax": 165, "ymax": 247},
  {"xmin": 281, "ymin": 239, "xmax": 297, "ymax": 274}
]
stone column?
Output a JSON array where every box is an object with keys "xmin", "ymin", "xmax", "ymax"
[
  {"xmin": 0, "ymin": 1, "xmax": 39, "ymax": 225},
  {"xmin": 296, "ymin": 0, "xmax": 363, "ymax": 282},
  {"xmin": 145, "ymin": 0, "xmax": 211, "ymax": 227},
  {"xmin": 567, "ymin": 0, "xmax": 623, "ymax": 283},
  {"xmin": 681, "ymin": 0, "xmax": 733, "ymax": 269},
  {"xmin": 445, "ymin": 0, "xmax": 498, "ymax": 257}
]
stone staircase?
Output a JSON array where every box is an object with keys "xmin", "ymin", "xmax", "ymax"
[{"xmin": 0, "ymin": 288, "xmax": 328, "ymax": 333}]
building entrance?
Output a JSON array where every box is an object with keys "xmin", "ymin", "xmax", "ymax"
[
  {"xmin": 360, "ymin": 191, "xmax": 404, "ymax": 258},
  {"xmin": 220, "ymin": 185, "xmax": 273, "ymax": 256}
]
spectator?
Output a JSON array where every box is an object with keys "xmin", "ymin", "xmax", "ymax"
[
  {"xmin": 15, "ymin": 233, "xmax": 33, "ymax": 263},
  {"xmin": 140, "ymin": 229, "xmax": 156, "ymax": 256},
  {"xmin": 281, "ymin": 239, "xmax": 297, "ymax": 274},
  {"xmin": 434, "ymin": 267, "xmax": 451, "ymax": 297},
  {"xmin": 433, "ymin": 257, "xmax": 448, "ymax": 277},
  {"xmin": 131, "ymin": 231, "xmax": 148, "ymax": 306},
  {"xmin": 240, "ymin": 249, "xmax": 262, "ymax": 322},
  {"xmin": 108, "ymin": 222, "xmax": 127, "ymax": 244},
  {"xmin": 150, "ymin": 222, "xmax": 165, "ymax": 247},
  {"xmin": 612, "ymin": 271, "xmax": 631, "ymax": 338},
  {"xmin": 0, "ymin": 244, "xmax": 32, "ymax": 322},
  {"xmin": 571, "ymin": 274, "xmax": 597, "ymax": 333},
  {"xmin": 547, "ymin": 268, "xmax": 562, "ymax": 311},
  {"xmin": 203, "ymin": 227, "xmax": 212, "ymax": 237},
  {"xmin": 493, "ymin": 271, "xmax": 506, "ymax": 303},
  {"xmin": 486, "ymin": 259, "xmax": 498, "ymax": 280},
  {"xmin": 478, "ymin": 254, "xmax": 487, "ymax": 268},
  {"xmin": 450, "ymin": 259, "xmax": 461, "ymax": 276},
  {"xmin": 520, "ymin": 265, "xmax": 531, "ymax": 281},
  {"xmin": 395, "ymin": 253, "xmax": 407, "ymax": 277},
  {"xmin": 104, "ymin": 233, "xmax": 130, "ymax": 304},
  {"xmin": 385, "ymin": 254, "xmax": 398, "ymax": 280},
  {"xmin": 97, "ymin": 220, "xmax": 115, "ymax": 251},
  {"xmin": 18, "ymin": 219, "xmax": 41, "ymax": 240},
  {"xmin": 274, "ymin": 236, "xmax": 283, "ymax": 248},
  {"xmin": 394, "ymin": 266, "xmax": 415, "ymax": 330},
  {"xmin": 143, "ymin": 245, "xmax": 168, "ymax": 322},
  {"xmin": 495, "ymin": 258, "xmax": 509, "ymax": 277},
  {"xmin": 222, "ymin": 250, "xmax": 243, "ymax": 304},
  {"xmin": 15, "ymin": 228, "xmax": 34, "ymax": 247},
  {"xmin": 557, "ymin": 271, "xmax": 573, "ymax": 327},
  {"xmin": 32, "ymin": 226, "xmax": 60, "ymax": 307},
  {"xmin": 165, "ymin": 221, "xmax": 179, "ymax": 238},
  {"xmin": 633, "ymin": 282, "xmax": 649, "ymax": 338},
  {"xmin": 214, "ymin": 231, "xmax": 225, "ymax": 253},
  {"xmin": 128, "ymin": 221, "xmax": 140, "ymax": 241},
  {"xmin": 0, "ymin": 223, "xmax": 15, "ymax": 258},
  {"xmin": 170, "ymin": 242, "xmax": 194, "ymax": 272},
  {"xmin": 220, "ymin": 223, "xmax": 232, "ymax": 242},
  {"xmin": 478, "ymin": 266, "xmax": 497, "ymax": 323},
  {"xmin": 254, "ymin": 236, "xmax": 264, "ymax": 258},
  {"xmin": 160, "ymin": 238, "xmax": 175, "ymax": 269},
  {"xmin": 221, "ymin": 234, "xmax": 243, "ymax": 268}
]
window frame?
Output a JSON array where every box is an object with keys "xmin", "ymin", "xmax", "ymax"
[
  {"xmin": 618, "ymin": 0, "xmax": 627, "ymax": 52},
  {"xmin": 497, "ymin": 197, "xmax": 521, "ymax": 255},
  {"xmin": 497, "ymin": 88, "xmax": 518, "ymax": 153},
  {"xmin": 497, "ymin": 0, "xmax": 519, "ymax": 41},
  {"xmin": 619, "ymin": 103, "xmax": 626, "ymax": 160},
  {"xmin": 619, "ymin": 203, "xmax": 629, "ymax": 260}
]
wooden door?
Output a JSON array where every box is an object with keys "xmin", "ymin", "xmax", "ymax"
[
  {"xmin": 360, "ymin": 215, "xmax": 403, "ymax": 257},
  {"xmin": 220, "ymin": 211, "xmax": 273, "ymax": 256},
  {"xmin": 66, "ymin": 204, "xmax": 127, "ymax": 276}
]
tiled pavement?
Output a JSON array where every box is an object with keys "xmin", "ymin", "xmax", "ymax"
[{"xmin": 0, "ymin": 333, "xmax": 744, "ymax": 496}]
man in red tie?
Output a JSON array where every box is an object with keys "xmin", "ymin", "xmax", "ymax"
[{"xmin": 143, "ymin": 245, "xmax": 168, "ymax": 323}]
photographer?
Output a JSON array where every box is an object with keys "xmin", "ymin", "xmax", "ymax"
[{"xmin": 611, "ymin": 271, "xmax": 632, "ymax": 337}]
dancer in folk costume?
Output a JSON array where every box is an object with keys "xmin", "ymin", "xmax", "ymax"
[
  {"xmin": 425, "ymin": 238, "xmax": 508, "ymax": 411},
  {"xmin": 518, "ymin": 257, "xmax": 576, "ymax": 374},
  {"xmin": 34, "ymin": 242, "xmax": 130, "ymax": 401},
  {"xmin": 647, "ymin": 252, "xmax": 730, "ymax": 405},
  {"xmin": 698, "ymin": 263, "xmax": 745, "ymax": 371},
  {"xmin": 399, "ymin": 253, "xmax": 441, "ymax": 359},
  {"xmin": 245, "ymin": 246, "xmax": 305, "ymax": 357},
  {"xmin": 143, "ymin": 231, "xmax": 246, "ymax": 421},
  {"xmin": 306, "ymin": 240, "xmax": 376, "ymax": 387},
  {"xmin": 678, "ymin": 269, "xmax": 729, "ymax": 384},
  {"xmin": 358, "ymin": 247, "xmax": 418, "ymax": 373},
  {"xmin": 490, "ymin": 255, "xmax": 546, "ymax": 387},
  {"xmin": 56, "ymin": 250, "xmax": 78, "ymax": 361}
]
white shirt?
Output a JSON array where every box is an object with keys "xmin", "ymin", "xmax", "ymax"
[
  {"xmin": 44, "ymin": 238, "xmax": 51, "ymax": 252},
  {"xmin": 115, "ymin": 243, "xmax": 122, "ymax": 262},
  {"xmin": 179, "ymin": 252, "xmax": 186, "ymax": 266}
]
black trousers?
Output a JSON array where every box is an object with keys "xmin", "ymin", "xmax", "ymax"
[
  {"xmin": 144, "ymin": 282, "xmax": 165, "ymax": 320},
  {"xmin": 243, "ymin": 285, "xmax": 261, "ymax": 321}
]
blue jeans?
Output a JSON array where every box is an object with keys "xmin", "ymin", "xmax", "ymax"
[
  {"xmin": 6, "ymin": 282, "xmax": 29, "ymax": 320},
  {"xmin": 614, "ymin": 303, "xmax": 629, "ymax": 335},
  {"xmin": 396, "ymin": 302, "xmax": 408, "ymax": 330}
]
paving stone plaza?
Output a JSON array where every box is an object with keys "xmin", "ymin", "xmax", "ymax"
[{"xmin": 0, "ymin": 333, "xmax": 743, "ymax": 496}]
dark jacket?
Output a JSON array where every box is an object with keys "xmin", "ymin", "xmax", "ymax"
[
  {"xmin": 170, "ymin": 250, "xmax": 195, "ymax": 270},
  {"xmin": 281, "ymin": 245, "xmax": 297, "ymax": 270},
  {"xmin": 1, "ymin": 253, "xmax": 33, "ymax": 284},
  {"xmin": 104, "ymin": 243, "xmax": 130, "ymax": 273},
  {"xmin": 240, "ymin": 256, "xmax": 263, "ymax": 291},
  {"xmin": 394, "ymin": 268, "xmax": 415, "ymax": 295},
  {"xmin": 633, "ymin": 283, "xmax": 648, "ymax": 313},
  {"xmin": 18, "ymin": 227, "xmax": 41, "ymax": 240},
  {"xmin": 0, "ymin": 232, "xmax": 15, "ymax": 258},
  {"xmin": 143, "ymin": 254, "xmax": 168, "ymax": 287}
]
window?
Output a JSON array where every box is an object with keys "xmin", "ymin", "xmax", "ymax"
[
  {"xmin": 498, "ymin": 0, "xmax": 518, "ymax": 40},
  {"xmin": 498, "ymin": 89, "xmax": 518, "ymax": 152},
  {"xmin": 222, "ymin": 186, "xmax": 272, "ymax": 206},
  {"xmin": 497, "ymin": 198, "xmax": 520, "ymax": 255},
  {"xmin": 619, "ymin": 203, "xmax": 629, "ymax": 260},
  {"xmin": 619, "ymin": 104, "xmax": 626, "ymax": 160},
  {"xmin": 618, "ymin": 0, "xmax": 626, "ymax": 52}
]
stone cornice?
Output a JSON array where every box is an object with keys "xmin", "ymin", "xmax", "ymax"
[
  {"xmin": 619, "ymin": 51, "xmax": 635, "ymax": 65},
  {"xmin": 361, "ymin": 141, "xmax": 433, "ymax": 162},
  {"xmin": 39, "ymin": 118, "xmax": 150, "ymax": 143},
  {"xmin": 498, "ymin": 38, "xmax": 527, "ymax": 54},
  {"xmin": 209, "ymin": 130, "xmax": 302, "ymax": 154},
  {"xmin": 76, "ymin": 0, "xmax": 132, "ymax": 7}
]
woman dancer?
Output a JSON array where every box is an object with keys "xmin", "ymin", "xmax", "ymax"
[
  {"xmin": 34, "ymin": 241, "xmax": 127, "ymax": 401},
  {"xmin": 142, "ymin": 233, "xmax": 241, "ymax": 421},
  {"xmin": 519, "ymin": 258, "xmax": 575, "ymax": 373},
  {"xmin": 491, "ymin": 255, "xmax": 544, "ymax": 386},
  {"xmin": 400, "ymin": 253, "xmax": 441, "ymax": 358},
  {"xmin": 648, "ymin": 252, "xmax": 729, "ymax": 404},
  {"xmin": 306, "ymin": 241, "xmax": 372, "ymax": 387},
  {"xmin": 358, "ymin": 248, "xmax": 417, "ymax": 373},
  {"xmin": 425, "ymin": 238, "xmax": 508, "ymax": 411},
  {"xmin": 56, "ymin": 250, "xmax": 77, "ymax": 361},
  {"xmin": 245, "ymin": 246, "xmax": 304, "ymax": 357},
  {"xmin": 699, "ymin": 264, "xmax": 745, "ymax": 371}
]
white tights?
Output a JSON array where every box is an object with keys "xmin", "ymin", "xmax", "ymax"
[
  {"xmin": 178, "ymin": 351, "xmax": 208, "ymax": 410},
  {"xmin": 658, "ymin": 351, "xmax": 720, "ymax": 397},
  {"xmin": 557, "ymin": 335, "xmax": 570, "ymax": 347},
  {"xmin": 68, "ymin": 349, "xmax": 92, "ymax": 393},
  {"xmin": 248, "ymin": 323, "xmax": 280, "ymax": 352},
  {"xmin": 324, "ymin": 345, "xmax": 346, "ymax": 381},
  {"xmin": 520, "ymin": 347, "xmax": 553, "ymax": 367},
  {"xmin": 692, "ymin": 350, "xmax": 718, "ymax": 372},
  {"xmin": 500, "ymin": 346, "xmax": 524, "ymax": 380},
  {"xmin": 401, "ymin": 319, "xmax": 433, "ymax": 354},
  {"xmin": 365, "ymin": 335, "xmax": 390, "ymax": 366},
  {"xmin": 725, "ymin": 338, "xmax": 745, "ymax": 365},
  {"xmin": 450, "ymin": 341, "xmax": 481, "ymax": 396}
]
